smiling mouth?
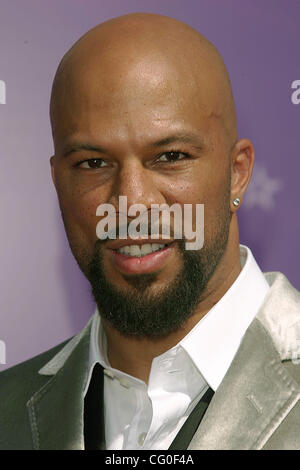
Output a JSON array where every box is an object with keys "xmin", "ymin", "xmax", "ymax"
[
  {"xmin": 115, "ymin": 242, "xmax": 171, "ymax": 257},
  {"xmin": 108, "ymin": 241, "xmax": 175, "ymax": 275}
]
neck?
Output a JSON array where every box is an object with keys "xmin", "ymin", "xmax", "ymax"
[{"xmin": 101, "ymin": 227, "xmax": 241, "ymax": 383}]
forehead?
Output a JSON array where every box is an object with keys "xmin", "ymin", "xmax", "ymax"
[{"xmin": 52, "ymin": 51, "xmax": 222, "ymax": 150}]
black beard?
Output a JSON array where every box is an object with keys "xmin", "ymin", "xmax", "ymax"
[{"xmin": 87, "ymin": 226, "xmax": 229, "ymax": 338}]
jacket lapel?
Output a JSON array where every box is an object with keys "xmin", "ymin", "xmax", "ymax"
[
  {"xmin": 189, "ymin": 273, "xmax": 300, "ymax": 450},
  {"xmin": 26, "ymin": 273, "xmax": 300, "ymax": 450},
  {"xmin": 26, "ymin": 318, "xmax": 93, "ymax": 450}
]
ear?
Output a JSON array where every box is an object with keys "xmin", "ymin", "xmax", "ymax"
[
  {"xmin": 50, "ymin": 155, "xmax": 56, "ymax": 189},
  {"xmin": 230, "ymin": 138, "xmax": 254, "ymax": 212}
]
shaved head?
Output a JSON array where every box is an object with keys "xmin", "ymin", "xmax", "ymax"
[
  {"xmin": 50, "ymin": 12, "xmax": 253, "ymax": 340},
  {"xmin": 50, "ymin": 13, "xmax": 237, "ymax": 150}
]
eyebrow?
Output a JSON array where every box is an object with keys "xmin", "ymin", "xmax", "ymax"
[
  {"xmin": 62, "ymin": 143, "xmax": 108, "ymax": 157},
  {"xmin": 62, "ymin": 132, "xmax": 205, "ymax": 157},
  {"xmin": 150, "ymin": 133, "xmax": 205, "ymax": 152}
]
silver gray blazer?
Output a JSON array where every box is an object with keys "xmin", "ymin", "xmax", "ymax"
[{"xmin": 1, "ymin": 272, "xmax": 300, "ymax": 450}]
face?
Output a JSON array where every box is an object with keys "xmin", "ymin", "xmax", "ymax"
[{"xmin": 50, "ymin": 53, "xmax": 233, "ymax": 336}]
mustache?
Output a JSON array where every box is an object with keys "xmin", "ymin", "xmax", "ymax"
[
  {"xmin": 97, "ymin": 223, "xmax": 182, "ymax": 241},
  {"xmin": 96, "ymin": 208, "xmax": 184, "ymax": 242}
]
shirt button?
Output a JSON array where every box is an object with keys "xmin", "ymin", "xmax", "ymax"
[
  {"xmin": 119, "ymin": 378, "xmax": 130, "ymax": 388},
  {"xmin": 138, "ymin": 432, "xmax": 147, "ymax": 446},
  {"xmin": 103, "ymin": 369, "xmax": 115, "ymax": 379}
]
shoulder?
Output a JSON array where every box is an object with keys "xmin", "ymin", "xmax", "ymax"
[
  {"xmin": 0, "ymin": 338, "xmax": 71, "ymax": 386},
  {"xmin": 0, "ymin": 314, "xmax": 94, "ymax": 400},
  {"xmin": 0, "ymin": 338, "xmax": 72, "ymax": 449},
  {"xmin": 0, "ymin": 339, "xmax": 71, "ymax": 417},
  {"xmin": 259, "ymin": 272, "xmax": 300, "ymax": 361},
  {"xmin": 0, "ymin": 337, "xmax": 71, "ymax": 375}
]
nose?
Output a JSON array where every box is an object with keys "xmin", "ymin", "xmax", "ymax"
[{"xmin": 109, "ymin": 157, "xmax": 165, "ymax": 212}]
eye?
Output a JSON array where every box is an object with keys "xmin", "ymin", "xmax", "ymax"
[
  {"xmin": 77, "ymin": 158, "xmax": 108, "ymax": 169},
  {"xmin": 156, "ymin": 151, "xmax": 191, "ymax": 163}
]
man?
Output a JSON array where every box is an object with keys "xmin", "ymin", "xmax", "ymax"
[{"xmin": 1, "ymin": 12, "xmax": 300, "ymax": 450}]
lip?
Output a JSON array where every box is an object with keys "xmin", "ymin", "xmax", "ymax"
[{"xmin": 107, "ymin": 242, "xmax": 175, "ymax": 275}]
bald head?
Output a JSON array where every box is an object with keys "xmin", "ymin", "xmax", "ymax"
[
  {"xmin": 49, "ymin": 13, "xmax": 255, "ymax": 341},
  {"xmin": 50, "ymin": 13, "xmax": 237, "ymax": 149}
]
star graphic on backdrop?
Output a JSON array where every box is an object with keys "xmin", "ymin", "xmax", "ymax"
[{"xmin": 243, "ymin": 165, "xmax": 283, "ymax": 211}]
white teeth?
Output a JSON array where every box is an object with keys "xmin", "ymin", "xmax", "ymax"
[
  {"xmin": 117, "ymin": 243, "xmax": 167, "ymax": 257},
  {"xmin": 123, "ymin": 246, "xmax": 131, "ymax": 256},
  {"xmin": 140, "ymin": 243, "xmax": 152, "ymax": 256},
  {"xmin": 129, "ymin": 245, "xmax": 141, "ymax": 257}
]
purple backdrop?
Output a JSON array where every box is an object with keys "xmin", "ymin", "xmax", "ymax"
[{"xmin": 1, "ymin": 0, "xmax": 299, "ymax": 370}]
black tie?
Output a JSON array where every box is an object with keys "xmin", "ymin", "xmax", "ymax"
[
  {"xmin": 168, "ymin": 387, "xmax": 214, "ymax": 450},
  {"xmin": 84, "ymin": 365, "xmax": 214, "ymax": 450},
  {"xmin": 84, "ymin": 363, "xmax": 105, "ymax": 450}
]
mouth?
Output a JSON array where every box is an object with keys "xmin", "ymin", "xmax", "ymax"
[
  {"xmin": 116, "ymin": 242, "xmax": 170, "ymax": 257},
  {"xmin": 108, "ymin": 241, "xmax": 175, "ymax": 275}
]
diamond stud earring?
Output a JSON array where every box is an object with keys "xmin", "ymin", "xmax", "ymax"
[{"xmin": 233, "ymin": 197, "xmax": 240, "ymax": 207}]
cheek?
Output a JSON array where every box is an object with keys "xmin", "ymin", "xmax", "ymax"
[
  {"xmin": 161, "ymin": 170, "xmax": 214, "ymax": 208},
  {"xmin": 163, "ymin": 165, "xmax": 230, "ymax": 239},
  {"xmin": 55, "ymin": 174, "xmax": 108, "ymax": 244},
  {"xmin": 203, "ymin": 176, "xmax": 231, "ymax": 240},
  {"xmin": 158, "ymin": 175, "xmax": 206, "ymax": 240}
]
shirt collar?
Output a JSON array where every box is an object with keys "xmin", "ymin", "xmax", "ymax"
[
  {"xmin": 86, "ymin": 244, "xmax": 270, "ymax": 393},
  {"xmin": 179, "ymin": 244, "xmax": 270, "ymax": 390}
]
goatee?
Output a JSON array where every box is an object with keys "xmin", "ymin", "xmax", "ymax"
[{"xmin": 87, "ymin": 233, "xmax": 229, "ymax": 338}]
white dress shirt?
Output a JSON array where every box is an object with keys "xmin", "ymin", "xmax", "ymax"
[{"xmin": 83, "ymin": 245, "xmax": 270, "ymax": 450}]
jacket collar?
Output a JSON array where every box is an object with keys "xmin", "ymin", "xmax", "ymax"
[
  {"xmin": 26, "ymin": 317, "xmax": 93, "ymax": 449},
  {"xmin": 28, "ymin": 272, "xmax": 300, "ymax": 450},
  {"xmin": 188, "ymin": 272, "xmax": 300, "ymax": 449},
  {"xmin": 257, "ymin": 272, "xmax": 300, "ymax": 361}
]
